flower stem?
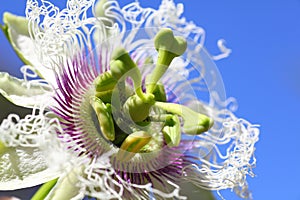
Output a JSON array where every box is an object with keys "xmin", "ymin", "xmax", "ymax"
[{"xmin": 31, "ymin": 178, "xmax": 58, "ymax": 200}]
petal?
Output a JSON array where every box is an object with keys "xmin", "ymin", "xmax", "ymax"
[
  {"xmin": 1, "ymin": 12, "xmax": 32, "ymax": 65},
  {"xmin": 0, "ymin": 72, "xmax": 52, "ymax": 108},
  {"xmin": 0, "ymin": 145, "xmax": 60, "ymax": 190},
  {"xmin": 0, "ymin": 108, "xmax": 69, "ymax": 191},
  {"xmin": 1, "ymin": 12, "xmax": 53, "ymax": 80}
]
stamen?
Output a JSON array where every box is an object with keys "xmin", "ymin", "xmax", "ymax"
[
  {"xmin": 90, "ymin": 96, "xmax": 115, "ymax": 141},
  {"xmin": 95, "ymin": 90, "xmax": 113, "ymax": 104},
  {"xmin": 117, "ymin": 131, "xmax": 152, "ymax": 161},
  {"xmin": 154, "ymin": 101, "xmax": 214, "ymax": 135},
  {"xmin": 92, "ymin": 29, "xmax": 213, "ymax": 152},
  {"xmin": 162, "ymin": 114, "xmax": 181, "ymax": 147}
]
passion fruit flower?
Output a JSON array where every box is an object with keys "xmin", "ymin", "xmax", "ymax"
[{"xmin": 0, "ymin": 0, "xmax": 259, "ymax": 199}]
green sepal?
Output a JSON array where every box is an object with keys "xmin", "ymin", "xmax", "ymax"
[{"xmin": 45, "ymin": 167, "xmax": 83, "ymax": 200}]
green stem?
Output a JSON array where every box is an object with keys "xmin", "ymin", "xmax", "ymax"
[
  {"xmin": 147, "ymin": 50, "xmax": 175, "ymax": 94},
  {"xmin": 31, "ymin": 178, "xmax": 58, "ymax": 200}
]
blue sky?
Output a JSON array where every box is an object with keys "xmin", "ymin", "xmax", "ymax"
[{"xmin": 1, "ymin": 0, "xmax": 300, "ymax": 200}]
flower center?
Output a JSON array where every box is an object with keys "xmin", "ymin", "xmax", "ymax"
[{"xmin": 91, "ymin": 28, "xmax": 214, "ymax": 161}]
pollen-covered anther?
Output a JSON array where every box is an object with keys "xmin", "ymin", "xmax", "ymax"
[
  {"xmin": 116, "ymin": 131, "xmax": 152, "ymax": 161},
  {"xmin": 147, "ymin": 28, "xmax": 187, "ymax": 93}
]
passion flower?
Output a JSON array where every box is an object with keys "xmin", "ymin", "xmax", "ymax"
[{"xmin": 0, "ymin": 0, "xmax": 259, "ymax": 199}]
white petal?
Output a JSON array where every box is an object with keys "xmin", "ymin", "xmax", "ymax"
[
  {"xmin": 0, "ymin": 109, "xmax": 68, "ymax": 191},
  {"xmin": 0, "ymin": 146, "xmax": 60, "ymax": 190},
  {"xmin": 0, "ymin": 72, "xmax": 52, "ymax": 108},
  {"xmin": 25, "ymin": 0, "xmax": 93, "ymax": 81},
  {"xmin": 2, "ymin": 12, "xmax": 57, "ymax": 82},
  {"xmin": 2, "ymin": 12, "xmax": 32, "ymax": 65}
]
